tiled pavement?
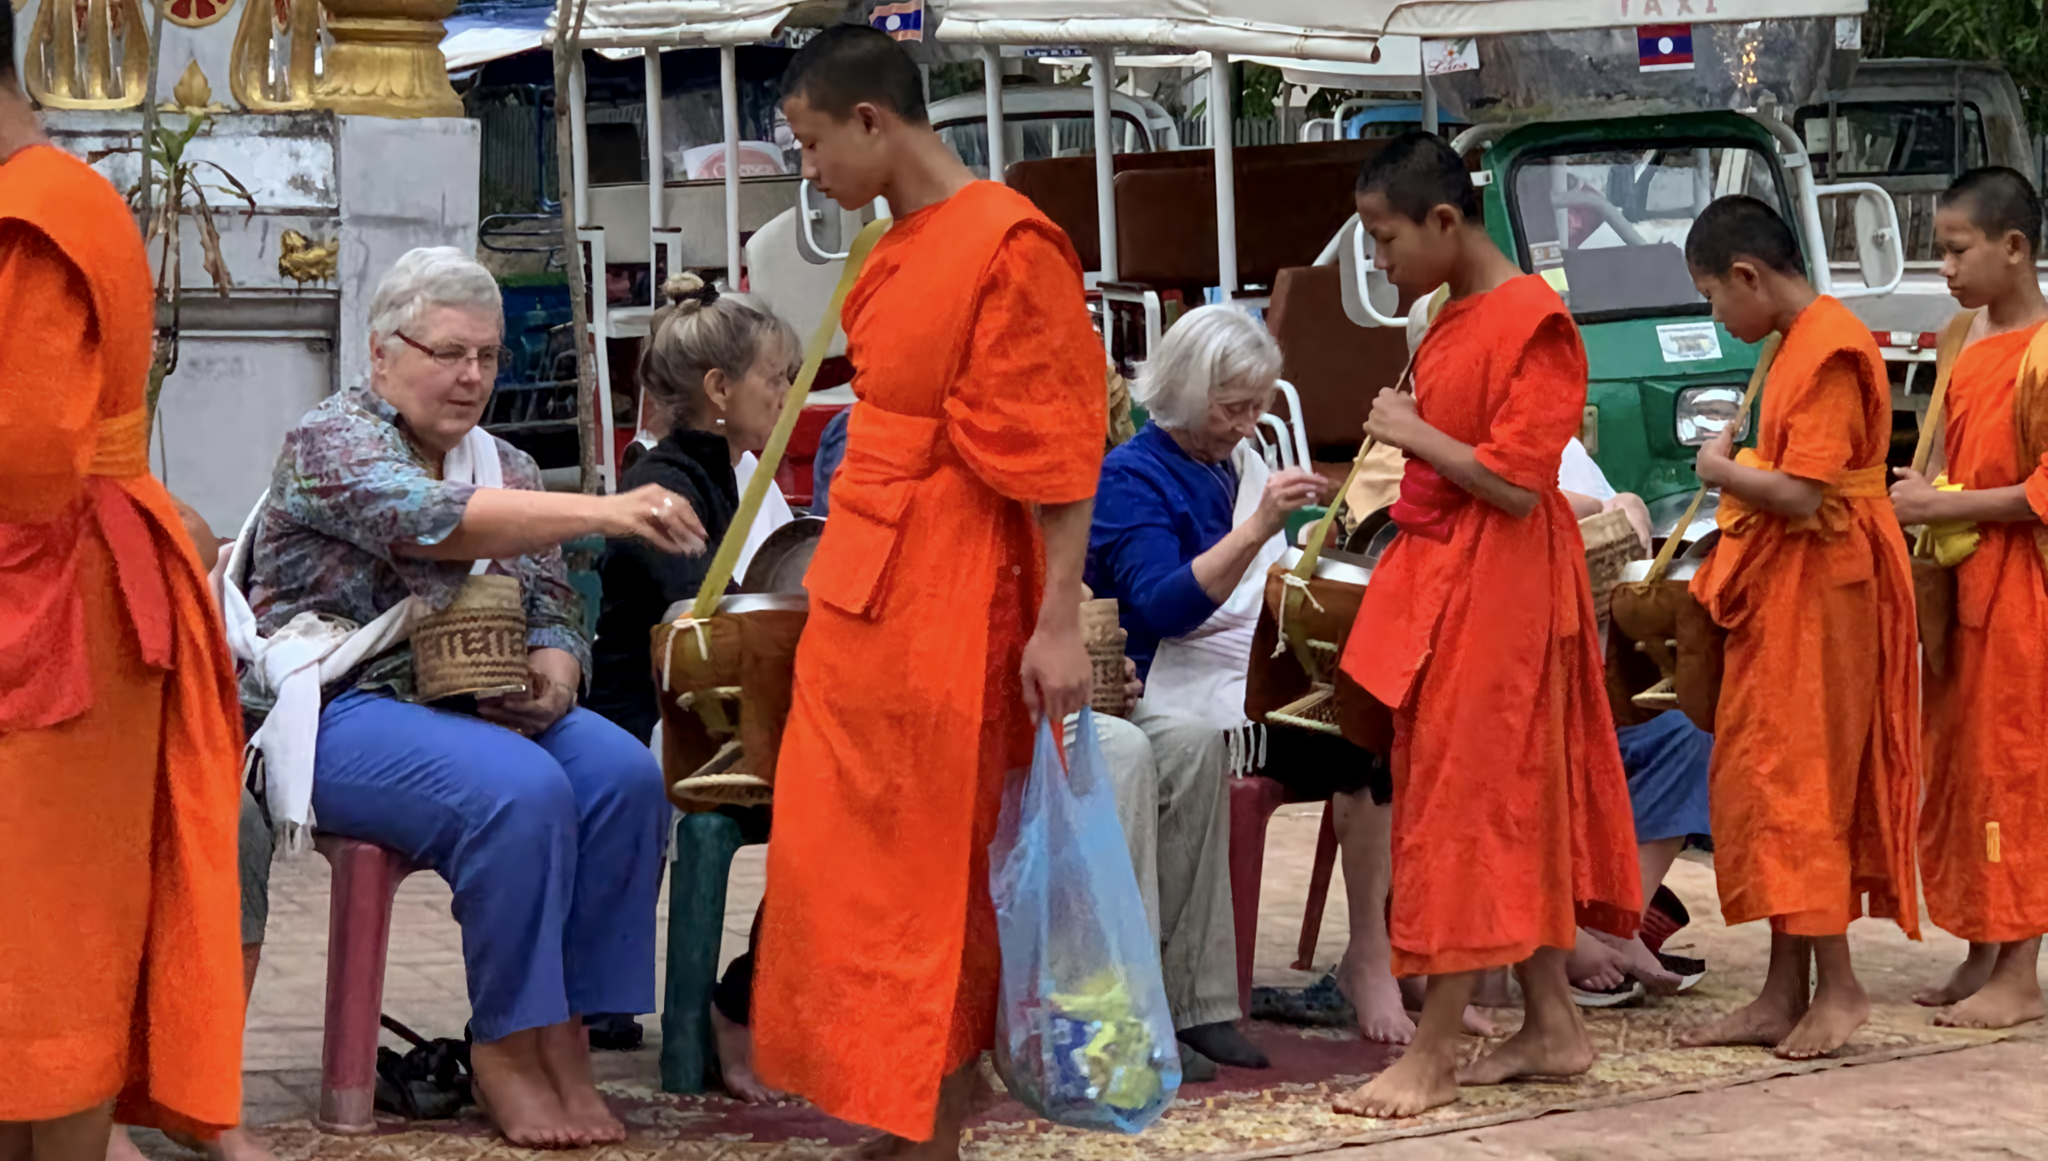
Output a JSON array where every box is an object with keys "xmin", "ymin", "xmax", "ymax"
[{"xmin": 225, "ymin": 805, "xmax": 2048, "ymax": 1154}]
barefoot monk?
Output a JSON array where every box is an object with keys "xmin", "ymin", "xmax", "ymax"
[
  {"xmin": 1891, "ymin": 167, "xmax": 2048, "ymax": 1031},
  {"xmin": 1683, "ymin": 195, "xmax": 1921, "ymax": 1060},
  {"xmin": 752, "ymin": 25, "xmax": 1105, "ymax": 1159},
  {"xmin": 1333, "ymin": 132, "xmax": 1643, "ymax": 1120},
  {"xmin": 0, "ymin": 26, "xmax": 247, "ymax": 1156}
]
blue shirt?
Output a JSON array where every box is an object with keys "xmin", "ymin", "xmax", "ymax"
[
  {"xmin": 1086, "ymin": 422, "xmax": 1240, "ymax": 680},
  {"xmin": 809, "ymin": 407, "xmax": 850, "ymax": 517}
]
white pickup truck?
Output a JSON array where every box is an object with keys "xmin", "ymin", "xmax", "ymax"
[{"xmin": 1800, "ymin": 59, "xmax": 2047, "ymax": 433}]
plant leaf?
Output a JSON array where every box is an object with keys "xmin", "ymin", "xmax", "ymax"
[{"xmin": 188, "ymin": 187, "xmax": 234, "ymax": 299}]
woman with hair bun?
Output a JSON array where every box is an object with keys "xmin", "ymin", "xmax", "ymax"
[
  {"xmin": 587, "ymin": 275, "xmax": 801, "ymax": 1103},
  {"xmin": 589, "ymin": 273, "xmax": 801, "ymax": 741}
]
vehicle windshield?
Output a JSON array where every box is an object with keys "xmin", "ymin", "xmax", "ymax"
[
  {"xmin": 938, "ymin": 113, "xmax": 1150, "ymax": 179},
  {"xmin": 1510, "ymin": 144, "xmax": 1791, "ymax": 320},
  {"xmin": 1795, "ymin": 101, "xmax": 1988, "ymax": 179}
]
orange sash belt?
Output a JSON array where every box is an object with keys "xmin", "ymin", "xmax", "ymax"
[
  {"xmin": 0, "ymin": 408, "xmax": 172, "ymax": 732},
  {"xmin": 1716, "ymin": 452, "xmax": 1889, "ymax": 538},
  {"xmin": 91, "ymin": 407, "xmax": 151, "ymax": 479}
]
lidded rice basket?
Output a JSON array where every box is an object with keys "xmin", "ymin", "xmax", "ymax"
[{"xmin": 413, "ymin": 573, "xmax": 529, "ymax": 702}]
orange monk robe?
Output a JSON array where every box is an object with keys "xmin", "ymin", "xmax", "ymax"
[
  {"xmin": 1920, "ymin": 322, "xmax": 2048, "ymax": 944},
  {"xmin": 1339, "ymin": 274, "xmax": 1642, "ymax": 978},
  {"xmin": 0, "ymin": 146, "xmax": 246, "ymax": 1132},
  {"xmin": 753, "ymin": 181, "xmax": 1105, "ymax": 1140},
  {"xmin": 1689, "ymin": 296, "xmax": 1919, "ymax": 938}
]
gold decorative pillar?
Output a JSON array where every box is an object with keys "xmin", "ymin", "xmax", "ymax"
[
  {"xmin": 312, "ymin": 0, "xmax": 460, "ymax": 118},
  {"xmin": 231, "ymin": 0, "xmax": 318, "ymax": 110},
  {"xmin": 23, "ymin": 0, "xmax": 154, "ymax": 109}
]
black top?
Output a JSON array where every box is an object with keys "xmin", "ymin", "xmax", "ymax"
[{"xmin": 587, "ymin": 429, "xmax": 739, "ymax": 743}]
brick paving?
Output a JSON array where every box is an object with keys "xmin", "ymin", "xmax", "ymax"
[{"xmin": 217, "ymin": 804, "xmax": 2048, "ymax": 1154}]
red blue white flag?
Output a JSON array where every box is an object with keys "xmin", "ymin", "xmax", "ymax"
[
  {"xmin": 1638, "ymin": 24, "xmax": 1694, "ymax": 72},
  {"xmin": 871, "ymin": 0, "xmax": 924, "ymax": 42}
]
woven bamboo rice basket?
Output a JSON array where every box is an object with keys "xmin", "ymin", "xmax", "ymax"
[
  {"xmin": 412, "ymin": 574, "xmax": 528, "ymax": 703},
  {"xmin": 1580, "ymin": 507, "xmax": 1648, "ymax": 642}
]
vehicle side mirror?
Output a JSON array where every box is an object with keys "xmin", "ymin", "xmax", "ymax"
[
  {"xmin": 1814, "ymin": 182, "xmax": 1904, "ymax": 299},
  {"xmin": 1337, "ymin": 217, "xmax": 1409, "ymax": 328}
]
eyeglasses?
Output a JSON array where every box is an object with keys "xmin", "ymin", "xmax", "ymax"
[{"xmin": 396, "ymin": 331, "xmax": 512, "ymax": 373}]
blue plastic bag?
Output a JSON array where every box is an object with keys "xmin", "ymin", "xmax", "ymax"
[{"xmin": 990, "ymin": 709, "xmax": 1181, "ymax": 1133}]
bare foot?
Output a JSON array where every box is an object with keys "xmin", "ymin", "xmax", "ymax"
[
  {"xmin": 1332, "ymin": 1047, "xmax": 1459, "ymax": 1119},
  {"xmin": 1458, "ymin": 1015, "xmax": 1595, "ymax": 1085},
  {"xmin": 107, "ymin": 1127, "xmax": 149, "ymax": 1161},
  {"xmin": 713, "ymin": 1008, "xmax": 789, "ymax": 1103},
  {"xmin": 472, "ymin": 1032, "xmax": 581, "ymax": 1149},
  {"xmin": 1914, "ymin": 944, "xmax": 1998, "ymax": 1007},
  {"xmin": 1567, "ymin": 930, "xmax": 1627, "ymax": 993},
  {"xmin": 1461, "ymin": 1006, "xmax": 1498, "ymax": 1037},
  {"xmin": 1936, "ymin": 942, "xmax": 2045, "ymax": 1031},
  {"xmin": 1681, "ymin": 994, "xmax": 1807, "ymax": 1049},
  {"xmin": 1599, "ymin": 932, "xmax": 1685, "ymax": 995},
  {"xmin": 1935, "ymin": 967, "xmax": 2045, "ymax": 1030},
  {"xmin": 1339, "ymin": 960, "xmax": 1416, "ymax": 1044},
  {"xmin": 1775, "ymin": 980, "xmax": 1870, "ymax": 1060},
  {"xmin": 163, "ymin": 1126, "xmax": 278, "ymax": 1161},
  {"xmin": 538, "ymin": 1018, "xmax": 628, "ymax": 1143}
]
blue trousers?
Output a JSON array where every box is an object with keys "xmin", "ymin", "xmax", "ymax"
[{"xmin": 313, "ymin": 690, "xmax": 669, "ymax": 1042}]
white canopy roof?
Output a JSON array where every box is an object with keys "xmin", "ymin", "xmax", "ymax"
[
  {"xmin": 938, "ymin": 0, "xmax": 1867, "ymax": 65},
  {"xmin": 1081, "ymin": 41, "xmax": 1428, "ymax": 88},
  {"xmin": 547, "ymin": 0, "xmax": 804, "ymax": 51}
]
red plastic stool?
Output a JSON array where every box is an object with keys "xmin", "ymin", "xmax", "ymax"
[
  {"xmin": 1227, "ymin": 776, "xmax": 1288, "ymax": 1015},
  {"xmin": 313, "ymin": 835, "xmax": 423, "ymax": 1134},
  {"xmin": 1228, "ymin": 777, "xmax": 1345, "ymax": 1014}
]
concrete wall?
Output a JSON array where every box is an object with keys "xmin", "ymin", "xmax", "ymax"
[
  {"xmin": 336, "ymin": 116, "xmax": 483, "ymax": 389},
  {"xmin": 37, "ymin": 110, "xmax": 482, "ymax": 535}
]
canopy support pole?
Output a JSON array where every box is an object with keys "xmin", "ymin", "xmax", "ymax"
[
  {"xmin": 1210, "ymin": 52, "xmax": 1237, "ymax": 300},
  {"xmin": 1422, "ymin": 75, "xmax": 1438, "ymax": 135},
  {"xmin": 982, "ymin": 46, "xmax": 1005, "ymax": 178},
  {"xmin": 1092, "ymin": 49, "xmax": 1118, "ymax": 283},
  {"xmin": 721, "ymin": 44, "xmax": 742, "ymax": 288},
  {"xmin": 645, "ymin": 48, "xmax": 664, "ymax": 291},
  {"xmin": 569, "ymin": 53, "xmax": 590, "ymax": 224}
]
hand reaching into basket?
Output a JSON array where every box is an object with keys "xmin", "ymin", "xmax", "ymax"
[{"xmin": 604, "ymin": 484, "xmax": 709, "ymax": 555}]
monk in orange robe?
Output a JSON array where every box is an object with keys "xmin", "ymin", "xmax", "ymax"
[
  {"xmin": 1333, "ymin": 132, "xmax": 1643, "ymax": 1120},
  {"xmin": 0, "ymin": 47, "xmax": 246, "ymax": 1159},
  {"xmin": 752, "ymin": 26, "xmax": 1104, "ymax": 1159},
  {"xmin": 1891, "ymin": 167, "xmax": 2048, "ymax": 1031},
  {"xmin": 1682, "ymin": 195, "xmax": 1920, "ymax": 1059}
]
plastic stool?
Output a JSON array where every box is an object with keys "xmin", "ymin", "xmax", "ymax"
[
  {"xmin": 312, "ymin": 834, "xmax": 422, "ymax": 1134},
  {"xmin": 1227, "ymin": 775, "xmax": 1289, "ymax": 1015},
  {"xmin": 659, "ymin": 808, "xmax": 767, "ymax": 1093}
]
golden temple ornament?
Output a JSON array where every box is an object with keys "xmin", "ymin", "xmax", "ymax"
[
  {"xmin": 311, "ymin": 0, "xmax": 462, "ymax": 119},
  {"xmin": 161, "ymin": 58, "xmax": 226, "ymax": 110},
  {"xmin": 229, "ymin": 0, "xmax": 317, "ymax": 110},
  {"xmin": 23, "ymin": 0, "xmax": 153, "ymax": 110},
  {"xmin": 278, "ymin": 229, "xmax": 339, "ymax": 285}
]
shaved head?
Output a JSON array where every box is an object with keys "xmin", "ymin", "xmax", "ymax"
[
  {"xmin": 1942, "ymin": 166, "xmax": 2042, "ymax": 258},
  {"xmin": 781, "ymin": 23, "xmax": 926, "ymax": 125},
  {"xmin": 1355, "ymin": 131, "xmax": 1480, "ymax": 224},
  {"xmin": 1686, "ymin": 195, "xmax": 1803, "ymax": 278}
]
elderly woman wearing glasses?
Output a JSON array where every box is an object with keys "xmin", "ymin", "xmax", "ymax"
[{"xmin": 235, "ymin": 249, "xmax": 702, "ymax": 1148}]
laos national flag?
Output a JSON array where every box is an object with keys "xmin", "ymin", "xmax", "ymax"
[
  {"xmin": 1638, "ymin": 24, "xmax": 1694, "ymax": 72},
  {"xmin": 872, "ymin": 0, "xmax": 924, "ymax": 42}
]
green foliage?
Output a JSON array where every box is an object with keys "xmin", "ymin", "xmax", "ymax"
[
  {"xmin": 1240, "ymin": 62, "xmax": 1285, "ymax": 120},
  {"xmin": 1869, "ymin": 0, "xmax": 2048, "ymax": 129}
]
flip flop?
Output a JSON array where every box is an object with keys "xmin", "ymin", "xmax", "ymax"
[
  {"xmin": 1656, "ymin": 952, "xmax": 1707, "ymax": 994},
  {"xmin": 1571, "ymin": 978, "xmax": 1646, "ymax": 1008},
  {"xmin": 1249, "ymin": 972, "xmax": 1356, "ymax": 1027}
]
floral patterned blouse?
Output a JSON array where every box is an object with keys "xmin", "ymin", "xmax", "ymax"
[{"xmin": 241, "ymin": 381, "xmax": 588, "ymax": 712}]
